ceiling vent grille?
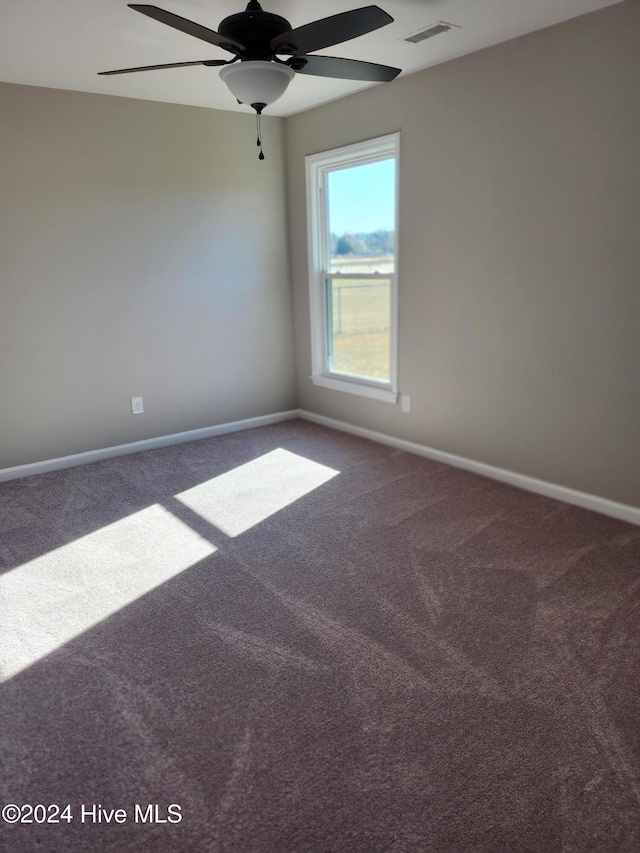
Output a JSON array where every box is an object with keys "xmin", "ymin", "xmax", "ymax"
[{"xmin": 404, "ymin": 21, "xmax": 459, "ymax": 44}]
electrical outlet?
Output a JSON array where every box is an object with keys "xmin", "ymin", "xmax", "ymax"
[
  {"xmin": 131, "ymin": 396, "xmax": 144, "ymax": 415},
  {"xmin": 401, "ymin": 394, "xmax": 411, "ymax": 414}
]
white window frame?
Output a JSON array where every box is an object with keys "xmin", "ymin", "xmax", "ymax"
[{"xmin": 305, "ymin": 133, "xmax": 400, "ymax": 404}]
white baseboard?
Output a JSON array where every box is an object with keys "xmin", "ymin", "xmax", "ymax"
[
  {"xmin": 0, "ymin": 410, "xmax": 299, "ymax": 483},
  {"xmin": 4, "ymin": 407, "xmax": 639, "ymax": 529},
  {"xmin": 299, "ymin": 410, "xmax": 640, "ymax": 528}
]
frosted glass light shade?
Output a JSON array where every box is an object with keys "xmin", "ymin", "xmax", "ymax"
[{"xmin": 219, "ymin": 60, "xmax": 295, "ymax": 107}]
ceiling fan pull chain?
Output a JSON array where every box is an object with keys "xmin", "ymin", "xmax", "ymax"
[{"xmin": 255, "ymin": 105, "xmax": 265, "ymax": 160}]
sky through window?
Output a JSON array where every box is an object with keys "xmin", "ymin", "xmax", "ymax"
[{"xmin": 327, "ymin": 159, "xmax": 395, "ymax": 235}]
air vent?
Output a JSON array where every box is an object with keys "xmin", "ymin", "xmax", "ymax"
[{"xmin": 403, "ymin": 21, "xmax": 460, "ymax": 44}]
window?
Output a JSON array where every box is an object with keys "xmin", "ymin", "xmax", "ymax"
[{"xmin": 306, "ymin": 134, "xmax": 399, "ymax": 403}]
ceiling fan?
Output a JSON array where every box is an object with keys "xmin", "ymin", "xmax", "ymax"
[{"xmin": 100, "ymin": 2, "xmax": 401, "ymax": 155}]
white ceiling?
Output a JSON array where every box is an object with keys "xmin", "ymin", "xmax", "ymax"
[{"xmin": 0, "ymin": 0, "xmax": 624, "ymax": 117}]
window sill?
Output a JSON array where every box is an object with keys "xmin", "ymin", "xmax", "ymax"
[{"xmin": 311, "ymin": 375, "xmax": 398, "ymax": 404}]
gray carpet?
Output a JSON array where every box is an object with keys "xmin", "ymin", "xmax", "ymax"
[{"xmin": 1, "ymin": 419, "xmax": 639, "ymax": 852}]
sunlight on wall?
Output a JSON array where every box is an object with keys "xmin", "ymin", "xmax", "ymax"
[
  {"xmin": 0, "ymin": 504, "xmax": 216, "ymax": 682},
  {"xmin": 175, "ymin": 448, "xmax": 340, "ymax": 537}
]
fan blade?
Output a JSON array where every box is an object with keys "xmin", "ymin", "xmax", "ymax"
[
  {"xmin": 289, "ymin": 54, "xmax": 400, "ymax": 82},
  {"xmin": 271, "ymin": 6, "xmax": 393, "ymax": 56},
  {"xmin": 129, "ymin": 5, "xmax": 246, "ymax": 54},
  {"xmin": 99, "ymin": 59, "xmax": 227, "ymax": 76}
]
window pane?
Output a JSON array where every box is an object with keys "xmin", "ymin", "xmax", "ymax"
[
  {"xmin": 306, "ymin": 133, "xmax": 399, "ymax": 397},
  {"xmin": 327, "ymin": 278, "xmax": 391, "ymax": 381},
  {"xmin": 327, "ymin": 159, "xmax": 395, "ymax": 275}
]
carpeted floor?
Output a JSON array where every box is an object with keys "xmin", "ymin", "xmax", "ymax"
[{"xmin": 1, "ymin": 419, "xmax": 639, "ymax": 852}]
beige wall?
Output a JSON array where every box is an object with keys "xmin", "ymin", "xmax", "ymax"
[
  {"xmin": 2, "ymin": 2, "xmax": 639, "ymax": 508},
  {"xmin": 0, "ymin": 83, "xmax": 295, "ymax": 469},
  {"xmin": 286, "ymin": 0, "xmax": 640, "ymax": 507}
]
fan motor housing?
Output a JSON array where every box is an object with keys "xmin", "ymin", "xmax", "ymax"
[{"xmin": 218, "ymin": 10, "xmax": 292, "ymax": 59}]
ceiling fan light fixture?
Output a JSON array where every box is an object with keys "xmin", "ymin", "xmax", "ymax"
[{"xmin": 219, "ymin": 60, "xmax": 294, "ymax": 109}]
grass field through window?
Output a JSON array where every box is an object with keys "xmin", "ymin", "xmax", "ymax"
[{"xmin": 329, "ymin": 278, "xmax": 391, "ymax": 381}]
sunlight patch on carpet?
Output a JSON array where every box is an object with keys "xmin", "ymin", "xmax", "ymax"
[
  {"xmin": 175, "ymin": 448, "xmax": 340, "ymax": 537},
  {"xmin": 0, "ymin": 504, "xmax": 216, "ymax": 682}
]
